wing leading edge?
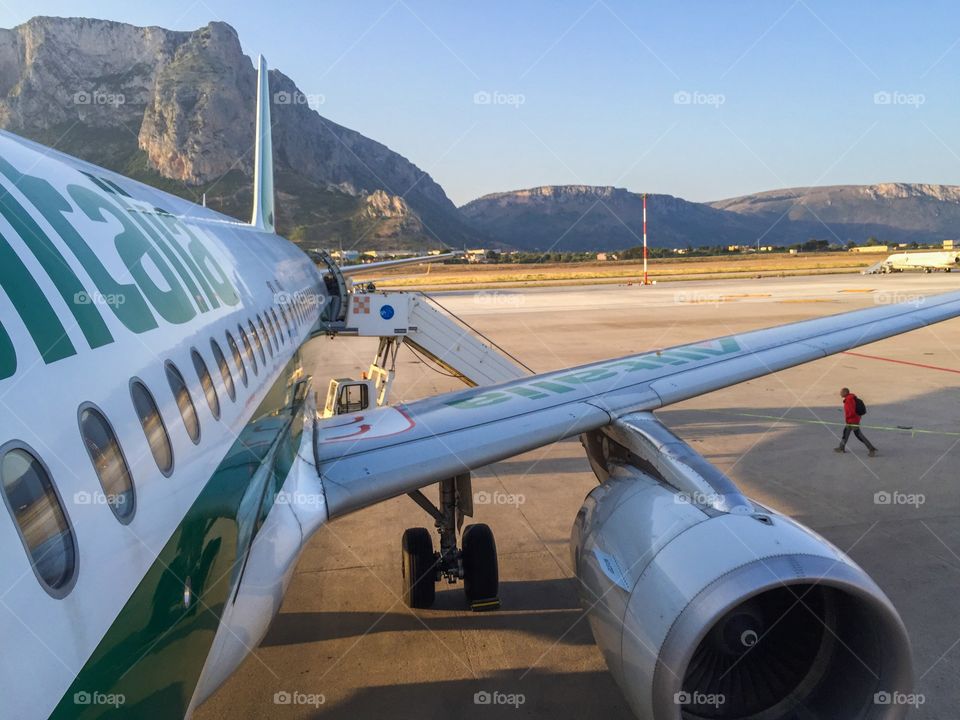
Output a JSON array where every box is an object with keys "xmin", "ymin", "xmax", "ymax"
[{"xmin": 316, "ymin": 290, "xmax": 960, "ymax": 518}]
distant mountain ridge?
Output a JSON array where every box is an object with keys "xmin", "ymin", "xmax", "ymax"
[
  {"xmin": 0, "ymin": 16, "xmax": 479, "ymax": 250},
  {"xmin": 460, "ymin": 186, "xmax": 761, "ymax": 251},
  {"xmin": 3, "ymin": 16, "xmax": 960, "ymax": 253},
  {"xmin": 462, "ymin": 183, "xmax": 960, "ymax": 251}
]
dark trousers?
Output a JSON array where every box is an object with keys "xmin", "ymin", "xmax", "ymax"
[{"xmin": 841, "ymin": 424, "xmax": 875, "ymax": 450}]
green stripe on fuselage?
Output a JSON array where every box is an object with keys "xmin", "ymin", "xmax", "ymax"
[{"xmin": 51, "ymin": 354, "xmax": 308, "ymax": 718}]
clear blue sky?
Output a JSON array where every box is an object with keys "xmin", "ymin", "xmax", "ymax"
[{"xmin": 5, "ymin": 1, "xmax": 960, "ymax": 205}]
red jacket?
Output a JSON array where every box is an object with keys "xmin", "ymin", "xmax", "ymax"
[{"xmin": 844, "ymin": 394, "xmax": 861, "ymax": 425}]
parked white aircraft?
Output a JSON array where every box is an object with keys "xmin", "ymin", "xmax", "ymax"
[
  {"xmin": 0, "ymin": 57, "xmax": 954, "ymax": 719},
  {"xmin": 880, "ymin": 251, "xmax": 960, "ymax": 273}
]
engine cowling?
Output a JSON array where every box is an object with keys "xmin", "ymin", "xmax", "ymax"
[{"xmin": 571, "ymin": 463, "xmax": 913, "ymax": 720}]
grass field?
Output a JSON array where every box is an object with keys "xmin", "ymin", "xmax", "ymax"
[{"xmin": 371, "ymin": 252, "xmax": 877, "ymax": 290}]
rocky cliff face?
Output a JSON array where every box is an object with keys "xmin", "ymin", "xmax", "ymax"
[
  {"xmin": 0, "ymin": 16, "xmax": 477, "ymax": 250},
  {"xmin": 710, "ymin": 184, "xmax": 960, "ymax": 235},
  {"xmin": 461, "ymin": 185, "xmax": 762, "ymax": 251}
]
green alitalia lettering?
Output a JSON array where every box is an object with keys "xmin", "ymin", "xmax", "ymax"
[
  {"xmin": 0, "ymin": 231, "xmax": 75, "ymax": 362},
  {"xmin": 667, "ymin": 349, "xmax": 710, "ymax": 361},
  {"xmin": 447, "ymin": 391, "xmax": 511, "ymax": 410},
  {"xmin": 110, "ymin": 195, "xmax": 210, "ymax": 313},
  {"xmin": 78, "ymin": 171, "xmax": 116, "ymax": 195},
  {"xmin": 12, "ymin": 175, "xmax": 158, "ymax": 335},
  {"xmin": 69, "ymin": 186, "xmax": 196, "ymax": 325},
  {"xmin": 158, "ymin": 213, "xmax": 240, "ymax": 307},
  {"xmin": 0, "ymin": 320, "xmax": 16, "ymax": 379},
  {"xmin": 530, "ymin": 380, "xmax": 576, "ymax": 393},
  {"xmin": 507, "ymin": 386, "xmax": 549, "ymax": 399},
  {"xmin": 101, "ymin": 178, "xmax": 132, "ymax": 198},
  {"xmin": 139, "ymin": 210, "xmax": 220, "ymax": 310},
  {"xmin": 0, "ymin": 168, "xmax": 113, "ymax": 349}
]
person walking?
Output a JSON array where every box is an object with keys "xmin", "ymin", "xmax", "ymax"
[{"xmin": 835, "ymin": 387, "xmax": 878, "ymax": 456}]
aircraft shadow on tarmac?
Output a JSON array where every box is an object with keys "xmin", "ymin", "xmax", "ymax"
[
  {"xmin": 296, "ymin": 669, "xmax": 633, "ymax": 720},
  {"xmin": 262, "ymin": 578, "xmax": 594, "ymax": 648}
]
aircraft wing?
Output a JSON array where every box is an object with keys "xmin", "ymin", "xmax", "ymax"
[{"xmin": 316, "ymin": 290, "xmax": 960, "ymax": 518}]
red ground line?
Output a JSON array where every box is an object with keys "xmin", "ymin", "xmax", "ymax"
[{"xmin": 841, "ymin": 351, "xmax": 960, "ymax": 375}]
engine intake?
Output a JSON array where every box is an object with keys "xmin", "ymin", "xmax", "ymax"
[{"xmin": 572, "ymin": 457, "xmax": 913, "ymax": 720}]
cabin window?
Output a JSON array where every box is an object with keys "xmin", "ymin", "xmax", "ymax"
[
  {"xmin": 78, "ymin": 405, "xmax": 135, "ymax": 523},
  {"xmin": 257, "ymin": 314, "xmax": 274, "ymax": 357},
  {"xmin": 249, "ymin": 320, "xmax": 266, "ymax": 365},
  {"xmin": 238, "ymin": 324, "xmax": 258, "ymax": 375},
  {"xmin": 225, "ymin": 331, "xmax": 247, "ymax": 388},
  {"xmin": 131, "ymin": 380, "xmax": 173, "ymax": 475},
  {"xmin": 269, "ymin": 309, "xmax": 283, "ymax": 347},
  {"xmin": 192, "ymin": 349, "xmax": 221, "ymax": 420},
  {"xmin": 0, "ymin": 444, "xmax": 77, "ymax": 595},
  {"xmin": 211, "ymin": 339, "xmax": 236, "ymax": 400},
  {"xmin": 279, "ymin": 304, "xmax": 292, "ymax": 337},
  {"xmin": 166, "ymin": 362, "xmax": 200, "ymax": 444}
]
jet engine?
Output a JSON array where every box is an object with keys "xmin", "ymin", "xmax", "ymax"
[{"xmin": 572, "ymin": 413, "xmax": 913, "ymax": 720}]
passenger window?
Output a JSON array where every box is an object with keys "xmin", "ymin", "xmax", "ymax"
[
  {"xmin": 257, "ymin": 314, "xmax": 274, "ymax": 357},
  {"xmin": 279, "ymin": 304, "xmax": 292, "ymax": 336},
  {"xmin": 79, "ymin": 406, "xmax": 135, "ymax": 523},
  {"xmin": 238, "ymin": 324, "xmax": 258, "ymax": 375},
  {"xmin": 249, "ymin": 320, "xmax": 266, "ymax": 364},
  {"xmin": 211, "ymin": 339, "xmax": 236, "ymax": 400},
  {"xmin": 0, "ymin": 445, "xmax": 77, "ymax": 594},
  {"xmin": 225, "ymin": 331, "xmax": 248, "ymax": 387},
  {"xmin": 269, "ymin": 309, "xmax": 283, "ymax": 346},
  {"xmin": 131, "ymin": 380, "xmax": 173, "ymax": 475},
  {"xmin": 166, "ymin": 362, "xmax": 200, "ymax": 444},
  {"xmin": 191, "ymin": 349, "xmax": 221, "ymax": 420}
]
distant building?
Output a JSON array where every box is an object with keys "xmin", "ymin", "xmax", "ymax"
[
  {"xmin": 596, "ymin": 252, "xmax": 619, "ymax": 261},
  {"xmin": 944, "ymin": 240, "xmax": 955, "ymax": 250},
  {"xmin": 849, "ymin": 245, "xmax": 889, "ymax": 253},
  {"xmin": 672, "ymin": 248, "xmax": 689, "ymax": 255}
]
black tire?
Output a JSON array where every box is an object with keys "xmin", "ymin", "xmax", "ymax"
[
  {"xmin": 401, "ymin": 527, "xmax": 436, "ymax": 608},
  {"xmin": 462, "ymin": 523, "xmax": 499, "ymax": 605}
]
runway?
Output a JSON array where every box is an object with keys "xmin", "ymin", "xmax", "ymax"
[{"xmin": 196, "ymin": 272, "xmax": 960, "ymax": 719}]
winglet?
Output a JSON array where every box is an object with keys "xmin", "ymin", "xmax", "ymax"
[{"xmin": 250, "ymin": 54, "xmax": 275, "ymax": 232}]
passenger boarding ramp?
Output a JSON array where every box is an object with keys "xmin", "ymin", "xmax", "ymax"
[{"xmin": 317, "ymin": 288, "xmax": 531, "ymax": 411}]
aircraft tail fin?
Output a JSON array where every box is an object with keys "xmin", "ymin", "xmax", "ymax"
[{"xmin": 250, "ymin": 54, "xmax": 275, "ymax": 232}]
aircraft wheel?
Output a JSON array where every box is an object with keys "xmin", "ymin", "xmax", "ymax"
[
  {"xmin": 462, "ymin": 523, "xmax": 499, "ymax": 610},
  {"xmin": 401, "ymin": 527, "xmax": 437, "ymax": 608}
]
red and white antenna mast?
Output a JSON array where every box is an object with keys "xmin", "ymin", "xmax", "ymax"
[{"xmin": 643, "ymin": 192, "xmax": 649, "ymax": 285}]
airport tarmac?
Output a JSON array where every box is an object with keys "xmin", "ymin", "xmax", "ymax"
[{"xmin": 196, "ymin": 273, "xmax": 960, "ymax": 719}]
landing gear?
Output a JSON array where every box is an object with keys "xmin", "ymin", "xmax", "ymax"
[
  {"xmin": 462, "ymin": 523, "xmax": 499, "ymax": 610},
  {"xmin": 401, "ymin": 527, "xmax": 437, "ymax": 609},
  {"xmin": 401, "ymin": 474, "xmax": 500, "ymax": 611}
]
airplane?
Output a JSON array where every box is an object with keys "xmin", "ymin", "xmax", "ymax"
[
  {"xmin": 879, "ymin": 250, "xmax": 960, "ymax": 273},
  {"xmin": 0, "ymin": 55, "xmax": 954, "ymax": 719}
]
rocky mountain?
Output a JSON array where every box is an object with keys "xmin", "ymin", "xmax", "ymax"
[
  {"xmin": 709, "ymin": 184, "xmax": 960, "ymax": 244},
  {"xmin": 0, "ymin": 16, "xmax": 479, "ymax": 250},
  {"xmin": 5, "ymin": 17, "xmax": 960, "ymax": 254},
  {"xmin": 462, "ymin": 183, "xmax": 960, "ymax": 251},
  {"xmin": 461, "ymin": 186, "xmax": 766, "ymax": 251}
]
